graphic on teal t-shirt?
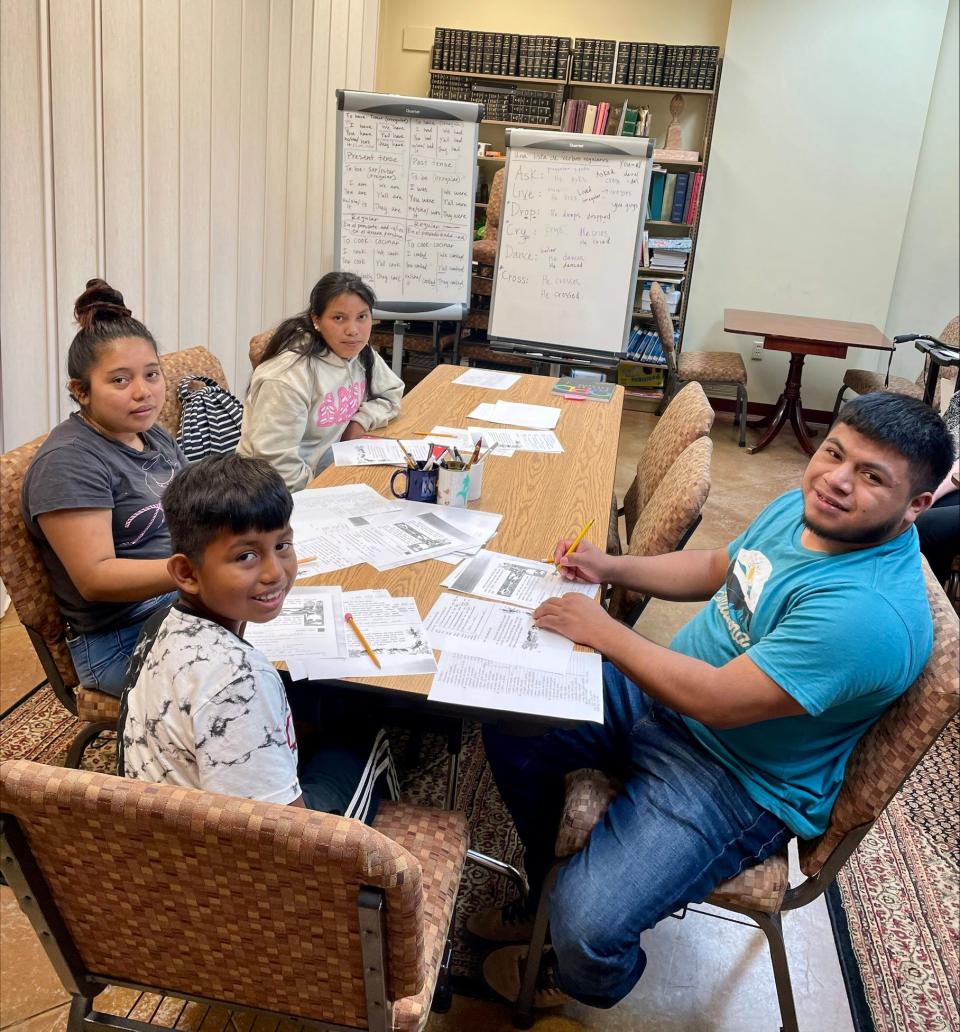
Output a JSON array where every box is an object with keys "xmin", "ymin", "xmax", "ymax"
[{"xmin": 672, "ymin": 489, "xmax": 932, "ymax": 839}]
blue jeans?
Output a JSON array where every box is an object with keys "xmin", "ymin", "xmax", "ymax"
[
  {"xmin": 482, "ymin": 663, "xmax": 792, "ymax": 1009},
  {"xmin": 66, "ymin": 593, "xmax": 177, "ymax": 698}
]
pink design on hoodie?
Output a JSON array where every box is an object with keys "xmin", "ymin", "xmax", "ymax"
[{"xmin": 315, "ymin": 380, "xmax": 365, "ymax": 428}]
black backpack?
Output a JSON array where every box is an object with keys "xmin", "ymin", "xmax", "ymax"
[{"xmin": 175, "ymin": 375, "xmax": 243, "ymax": 462}]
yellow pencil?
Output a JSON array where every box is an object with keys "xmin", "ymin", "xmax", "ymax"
[
  {"xmin": 345, "ymin": 612, "xmax": 381, "ymax": 669},
  {"xmin": 397, "ymin": 441, "xmax": 417, "ymax": 469},
  {"xmin": 548, "ymin": 517, "xmax": 595, "ymax": 565}
]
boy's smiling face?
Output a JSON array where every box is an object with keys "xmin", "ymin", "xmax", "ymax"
[{"xmin": 171, "ymin": 524, "xmax": 297, "ymax": 635}]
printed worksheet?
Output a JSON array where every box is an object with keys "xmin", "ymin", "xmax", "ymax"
[
  {"xmin": 423, "ymin": 593, "xmax": 574, "ymax": 674},
  {"xmin": 244, "ymin": 586, "xmax": 346, "ymax": 660},
  {"xmin": 467, "ymin": 402, "xmax": 502, "ymax": 423},
  {"xmin": 293, "ymin": 522, "xmax": 367, "ymax": 578},
  {"xmin": 349, "ymin": 508, "xmax": 474, "ymax": 570},
  {"xmin": 331, "ymin": 439, "xmax": 435, "ymax": 467},
  {"xmin": 291, "ymin": 484, "xmax": 400, "ymax": 537},
  {"xmin": 467, "ymin": 427, "xmax": 563, "ymax": 454},
  {"xmin": 429, "ymin": 426, "xmax": 515, "ymax": 458},
  {"xmin": 452, "ymin": 369, "xmax": 521, "ymax": 390},
  {"xmin": 428, "ymin": 651, "xmax": 603, "ymax": 723},
  {"xmin": 293, "ymin": 594, "xmax": 437, "ymax": 680},
  {"xmin": 441, "ymin": 550, "xmax": 598, "ymax": 608}
]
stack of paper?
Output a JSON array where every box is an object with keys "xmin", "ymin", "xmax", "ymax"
[
  {"xmin": 331, "ymin": 438, "xmax": 433, "ymax": 467},
  {"xmin": 468, "ymin": 400, "xmax": 560, "ymax": 430},
  {"xmin": 284, "ymin": 590, "xmax": 437, "ymax": 681},
  {"xmin": 423, "ymin": 592, "xmax": 604, "ymax": 722},
  {"xmin": 245, "ymin": 586, "xmax": 347, "ymax": 662},
  {"xmin": 294, "ymin": 501, "xmax": 504, "ymax": 579},
  {"xmin": 467, "ymin": 427, "xmax": 563, "ymax": 454}
]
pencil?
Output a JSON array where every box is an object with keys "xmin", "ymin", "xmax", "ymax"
[
  {"xmin": 397, "ymin": 441, "xmax": 416, "ymax": 469},
  {"xmin": 548, "ymin": 517, "xmax": 595, "ymax": 565},
  {"xmin": 414, "ymin": 431, "xmax": 459, "ymax": 437},
  {"xmin": 345, "ymin": 612, "xmax": 381, "ymax": 669},
  {"xmin": 297, "ymin": 555, "xmax": 317, "ymax": 565}
]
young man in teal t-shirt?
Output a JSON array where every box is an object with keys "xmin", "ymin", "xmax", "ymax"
[{"xmin": 475, "ymin": 393, "xmax": 953, "ymax": 1011}]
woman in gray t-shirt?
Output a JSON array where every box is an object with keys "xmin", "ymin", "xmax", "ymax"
[{"xmin": 21, "ymin": 279, "xmax": 187, "ymax": 696}]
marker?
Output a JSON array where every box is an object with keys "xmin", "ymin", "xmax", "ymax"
[
  {"xmin": 345, "ymin": 613, "xmax": 381, "ymax": 669},
  {"xmin": 548, "ymin": 517, "xmax": 595, "ymax": 565}
]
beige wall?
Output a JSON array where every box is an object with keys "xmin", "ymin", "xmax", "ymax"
[
  {"xmin": 681, "ymin": 0, "xmax": 950, "ymax": 412},
  {"xmin": 883, "ymin": 0, "xmax": 959, "ymax": 384},
  {"xmin": 0, "ymin": 0, "xmax": 380, "ymax": 452}
]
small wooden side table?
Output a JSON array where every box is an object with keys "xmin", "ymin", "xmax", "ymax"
[{"xmin": 724, "ymin": 309, "xmax": 892, "ymax": 456}]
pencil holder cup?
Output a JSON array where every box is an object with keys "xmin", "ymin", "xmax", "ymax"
[
  {"xmin": 437, "ymin": 465, "xmax": 471, "ymax": 507},
  {"xmin": 467, "ymin": 460, "xmax": 484, "ymax": 501},
  {"xmin": 390, "ymin": 462, "xmax": 438, "ymax": 502}
]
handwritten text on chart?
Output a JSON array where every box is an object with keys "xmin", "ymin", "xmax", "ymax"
[
  {"xmin": 340, "ymin": 112, "xmax": 474, "ymax": 303},
  {"xmin": 490, "ymin": 148, "xmax": 649, "ymax": 351}
]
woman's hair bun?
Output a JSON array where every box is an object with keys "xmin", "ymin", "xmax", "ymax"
[{"xmin": 73, "ymin": 278, "xmax": 131, "ymax": 332}]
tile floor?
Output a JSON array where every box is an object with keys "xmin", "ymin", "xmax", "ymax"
[{"xmin": 0, "ymin": 400, "xmax": 855, "ymax": 1032}]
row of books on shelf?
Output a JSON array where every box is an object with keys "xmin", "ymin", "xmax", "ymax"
[
  {"xmin": 615, "ymin": 43, "xmax": 719, "ymax": 90},
  {"xmin": 432, "ymin": 28, "xmax": 568, "ymax": 79},
  {"xmin": 559, "ymin": 99, "xmax": 650, "ymax": 137},
  {"xmin": 570, "ymin": 38, "xmax": 616, "ymax": 83},
  {"xmin": 625, "ymin": 326, "xmax": 674, "ymax": 367},
  {"xmin": 429, "ymin": 74, "xmax": 563, "ymax": 125},
  {"xmin": 431, "ymin": 28, "xmax": 720, "ymax": 91},
  {"xmin": 640, "ymin": 235, "xmax": 692, "ymax": 270},
  {"xmin": 649, "ymin": 170, "xmax": 703, "ymax": 225}
]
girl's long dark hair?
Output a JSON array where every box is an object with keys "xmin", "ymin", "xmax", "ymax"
[{"xmin": 260, "ymin": 272, "xmax": 377, "ymax": 394}]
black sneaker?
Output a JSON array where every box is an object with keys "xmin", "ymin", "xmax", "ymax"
[
  {"xmin": 465, "ymin": 897, "xmax": 537, "ymax": 943},
  {"xmin": 482, "ymin": 945, "xmax": 572, "ymax": 1008}
]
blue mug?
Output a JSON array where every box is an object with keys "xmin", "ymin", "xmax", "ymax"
[{"xmin": 390, "ymin": 461, "xmax": 438, "ymax": 502}]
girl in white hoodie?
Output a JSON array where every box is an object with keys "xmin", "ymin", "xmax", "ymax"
[{"xmin": 238, "ymin": 273, "xmax": 404, "ymax": 490}]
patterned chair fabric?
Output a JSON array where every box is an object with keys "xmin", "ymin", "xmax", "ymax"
[
  {"xmin": 551, "ymin": 563, "xmax": 958, "ymax": 916},
  {"xmin": 838, "ymin": 314, "xmax": 959, "ymax": 412},
  {"xmin": 1, "ymin": 761, "xmax": 468, "ymax": 1032},
  {"xmin": 157, "ymin": 347, "xmax": 230, "ymax": 436},
  {"xmin": 608, "ymin": 436, "xmax": 712, "ymax": 623},
  {"xmin": 651, "ymin": 283, "xmax": 748, "ymax": 388},
  {"xmin": 472, "ymin": 168, "xmax": 505, "ymax": 268},
  {"xmin": 621, "ymin": 382, "xmax": 714, "ymax": 542},
  {"xmin": 248, "ymin": 330, "xmax": 272, "ymax": 369},
  {"xmin": 799, "ymin": 559, "xmax": 959, "ymax": 875}
]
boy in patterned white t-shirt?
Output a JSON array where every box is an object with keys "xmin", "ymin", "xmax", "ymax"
[{"xmin": 118, "ymin": 454, "xmax": 395, "ymax": 821}]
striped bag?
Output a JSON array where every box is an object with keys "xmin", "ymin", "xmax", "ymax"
[{"xmin": 175, "ymin": 375, "xmax": 243, "ymax": 462}]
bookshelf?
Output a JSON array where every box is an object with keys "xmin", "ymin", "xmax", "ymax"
[{"xmin": 429, "ymin": 28, "xmax": 723, "ymax": 388}]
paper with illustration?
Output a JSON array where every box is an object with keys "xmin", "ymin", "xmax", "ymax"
[
  {"xmin": 441, "ymin": 550, "xmax": 598, "ymax": 608},
  {"xmin": 244, "ymin": 586, "xmax": 346, "ymax": 660}
]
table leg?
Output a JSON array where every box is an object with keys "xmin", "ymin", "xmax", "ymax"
[
  {"xmin": 748, "ymin": 397, "xmax": 784, "ymax": 431},
  {"xmin": 748, "ymin": 353, "xmax": 814, "ymax": 455},
  {"xmin": 444, "ymin": 718, "xmax": 464, "ymax": 810}
]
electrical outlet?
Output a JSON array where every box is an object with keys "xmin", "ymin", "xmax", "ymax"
[{"xmin": 752, "ymin": 341, "xmax": 764, "ymax": 361}]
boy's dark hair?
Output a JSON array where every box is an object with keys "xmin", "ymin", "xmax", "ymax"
[
  {"xmin": 836, "ymin": 392, "xmax": 953, "ymax": 494},
  {"xmin": 163, "ymin": 455, "xmax": 293, "ymax": 562}
]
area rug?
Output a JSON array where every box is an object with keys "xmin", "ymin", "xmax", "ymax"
[
  {"xmin": 827, "ymin": 716, "xmax": 959, "ymax": 1032},
  {"xmin": 0, "ymin": 686, "xmax": 524, "ymax": 995}
]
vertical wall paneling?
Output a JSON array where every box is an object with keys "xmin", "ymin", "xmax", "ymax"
[
  {"xmin": 178, "ymin": 0, "xmax": 213, "ymax": 350},
  {"xmin": 142, "ymin": 0, "xmax": 181, "ymax": 353},
  {"xmin": 261, "ymin": 0, "xmax": 294, "ymax": 333},
  {"xmin": 305, "ymin": 0, "xmax": 335, "ymax": 286},
  {"xmin": 1, "ymin": 0, "xmax": 379, "ymax": 450},
  {"xmin": 235, "ymin": 0, "xmax": 272, "ymax": 396},
  {"xmin": 208, "ymin": 0, "xmax": 243, "ymax": 388},
  {"xmin": 0, "ymin": 0, "xmax": 51, "ymax": 447},
  {"xmin": 101, "ymin": 0, "xmax": 145, "ymax": 320},
  {"xmin": 48, "ymin": 1, "xmax": 101, "ymax": 422},
  {"xmin": 282, "ymin": 0, "xmax": 316, "ymax": 314}
]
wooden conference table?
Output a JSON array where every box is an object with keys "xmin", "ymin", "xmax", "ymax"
[
  {"xmin": 299, "ymin": 363, "xmax": 624, "ymax": 711},
  {"xmin": 724, "ymin": 309, "xmax": 892, "ymax": 456}
]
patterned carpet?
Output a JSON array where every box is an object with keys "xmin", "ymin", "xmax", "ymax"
[
  {"xmin": 0, "ymin": 686, "xmax": 524, "ymax": 993},
  {"xmin": 827, "ymin": 716, "xmax": 959, "ymax": 1032}
]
